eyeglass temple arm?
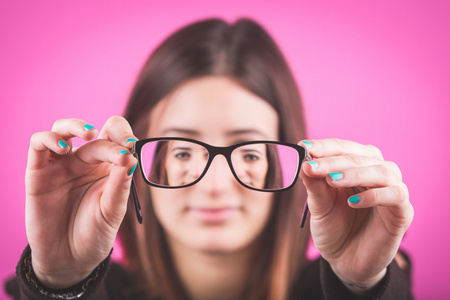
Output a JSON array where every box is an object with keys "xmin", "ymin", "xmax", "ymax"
[
  {"xmin": 130, "ymin": 177, "xmax": 143, "ymax": 224},
  {"xmin": 129, "ymin": 144, "xmax": 143, "ymax": 224},
  {"xmin": 300, "ymin": 152, "xmax": 313, "ymax": 228},
  {"xmin": 300, "ymin": 200, "xmax": 309, "ymax": 228}
]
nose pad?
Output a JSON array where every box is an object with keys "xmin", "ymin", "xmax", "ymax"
[{"xmin": 198, "ymin": 154, "xmax": 236, "ymax": 193}]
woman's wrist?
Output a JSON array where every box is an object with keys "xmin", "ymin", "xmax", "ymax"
[
  {"xmin": 31, "ymin": 254, "xmax": 95, "ymax": 289},
  {"xmin": 17, "ymin": 245, "xmax": 111, "ymax": 299},
  {"xmin": 331, "ymin": 265, "xmax": 387, "ymax": 296}
]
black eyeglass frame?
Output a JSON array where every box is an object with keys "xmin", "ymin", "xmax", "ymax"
[{"xmin": 129, "ymin": 137, "xmax": 310, "ymax": 228}]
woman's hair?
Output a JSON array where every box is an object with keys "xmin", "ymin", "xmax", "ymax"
[
  {"xmin": 120, "ymin": 18, "xmax": 310, "ymax": 300},
  {"xmin": 264, "ymin": 144, "xmax": 284, "ymax": 190}
]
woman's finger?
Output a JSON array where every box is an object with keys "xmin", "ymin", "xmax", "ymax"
[
  {"xmin": 52, "ymin": 118, "xmax": 98, "ymax": 142},
  {"xmin": 302, "ymin": 156, "xmax": 402, "ymax": 182},
  {"xmin": 325, "ymin": 164, "xmax": 401, "ymax": 189},
  {"xmin": 346, "ymin": 183, "xmax": 409, "ymax": 208},
  {"xmin": 98, "ymin": 116, "xmax": 138, "ymax": 148},
  {"xmin": 28, "ymin": 131, "xmax": 72, "ymax": 170},
  {"xmin": 74, "ymin": 139, "xmax": 137, "ymax": 167},
  {"xmin": 300, "ymin": 139, "xmax": 384, "ymax": 160},
  {"xmin": 345, "ymin": 184, "xmax": 413, "ymax": 235}
]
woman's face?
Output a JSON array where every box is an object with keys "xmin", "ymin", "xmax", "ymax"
[{"xmin": 148, "ymin": 76, "xmax": 278, "ymax": 254}]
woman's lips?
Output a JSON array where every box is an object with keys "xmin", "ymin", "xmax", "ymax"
[{"xmin": 188, "ymin": 207, "xmax": 239, "ymax": 223}]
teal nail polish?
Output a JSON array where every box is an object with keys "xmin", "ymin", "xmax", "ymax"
[
  {"xmin": 307, "ymin": 161, "xmax": 318, "ymax": 169},
  {"xmin": 126, "ymin": 138, "xmax": 138, "ymax": 143},
  {"xmin": 58, "ymin": 140, "xmax": 69, "ymax": 148},
  {"xmin": 119, "ymin": 150, "xmax": 130, "ymax": 155},
  {"xmin": 302, "ymin": 140, "xmax": 312, "ymax": 149},
  {"xmin": 329, "ymin": 172, "xmax": 343, "ymax": 181},
  {"xmin": 128, "ymin": 163, "xmax": 137, "ymax": 176},
  {"xmin": 349, "ymin": 195, "xmax": 360, "ymax": 204},
  {"xmin": 84, "ymin": 124, "xmax": 95, "ymax": 131}
]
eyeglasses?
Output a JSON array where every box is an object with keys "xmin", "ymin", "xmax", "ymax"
[{"xmin": 129, "ymin": 137, "xmax": 310, "ymax": 227}]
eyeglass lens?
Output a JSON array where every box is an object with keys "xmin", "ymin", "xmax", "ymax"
[{"xmin": 139, "ymin": 140, "xmax": 301, "ymax": 191}]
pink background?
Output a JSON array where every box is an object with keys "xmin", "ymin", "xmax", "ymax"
[{"xmin": 1, "ymin": 1, "xmax": 449, "ymax": 299}]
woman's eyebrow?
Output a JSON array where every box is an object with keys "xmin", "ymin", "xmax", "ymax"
[
  {"xmin": 171, "ymin": 146, "xmax": 192, "ymax": 151},
  {"xmin": 239, "ymin": 148, "xmax": 264, "ymax": 154},
  {"xmin": 226, "ymin": 129, "xmax": 268, "ymax": 139},
  {"xmin": 161, "ymin": 128, "xmax": 200, "ymax": 136}
]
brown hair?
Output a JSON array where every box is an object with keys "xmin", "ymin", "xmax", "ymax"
[{"xmin": 120, "ymin": 18, "xmax": 310, "ymax": 300}]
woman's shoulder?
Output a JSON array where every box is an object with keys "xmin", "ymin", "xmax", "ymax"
[
  {"xmin": 102, "ymin": 261, "xmax": 150, "ymax": 300},
  {"xmin": 289, "ymin": 258, "xmax": 323, "ymax": 299}
]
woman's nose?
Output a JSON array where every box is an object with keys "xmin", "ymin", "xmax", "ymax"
[
  {"xmin": 187, "ymin": 155, "xmax": 207, "ymax": 180},
  {"xmin": 197, "ymin": 155, "xmax": 236, "ymax": 195}
]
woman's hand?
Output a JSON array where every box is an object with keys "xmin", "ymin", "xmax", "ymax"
[
  {"xmin": 25, "ymin": 116, "xmax": 138, "ymax": 289},
  {"xmin": 299, "ymin": 138, "xmax": 413, "ymax": 293}
]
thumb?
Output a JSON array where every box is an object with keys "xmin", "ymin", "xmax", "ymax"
[
  {"xmin": 300, "ymin": 166, "xmax": 336, "ymax": 217},
  {"xmin": 100, "ymin": 163, "xmax": 137, "ymax": 229}
]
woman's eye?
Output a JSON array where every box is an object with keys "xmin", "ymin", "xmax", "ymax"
[
  {"xmin": 243, "ymin": 154, "xmax": 259, "ymax": 161},
  {"xmin": 175, "ymin": 152, "xmax": 191, "ymax": 160}
]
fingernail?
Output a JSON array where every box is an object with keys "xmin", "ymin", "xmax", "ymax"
[
  {"xmin": 306, "ymin": 161, "xmax": 318, "ymax": 169},
  {"xmin": 128, "ymin": 163, "xmax": 137, "ymax": 176},
  {"xmin": 58, "ymin": 140, "xmax": 69, "ymax": 148},
  {"xmin": 126, "ymin": 138, "xmax": 138, "ymax": 143},
  {"xmin": 349, "ymin": 195, "xmax": 360, "ymax": 204},
  {"xmin": 84, "ymin": 124, "xmax": 95, "ymax": 131},
  {"xmin": 329, "ymin": 172, "xmax": 343, "ymax": 181},
  {"xmin": 302, "ymin": 140, "xmax": 312, "ymax": 149},
  {"xmin": 119, "ymin": 150, "xmax": 130, "ymax": 155}
]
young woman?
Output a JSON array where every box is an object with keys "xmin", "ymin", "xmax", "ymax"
[{"xmin": 7, "ymin": 19, "xmax": 414, "ymax": 299}]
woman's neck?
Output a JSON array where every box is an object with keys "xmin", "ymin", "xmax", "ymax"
[{"xmin": 168, "ymin": 238, "xmax": 255, "ymax": 300}]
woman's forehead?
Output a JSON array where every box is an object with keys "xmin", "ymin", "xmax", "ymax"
[{"xmin": 148, "ymin": 77, "xmax": 279, "ymax": 141}]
